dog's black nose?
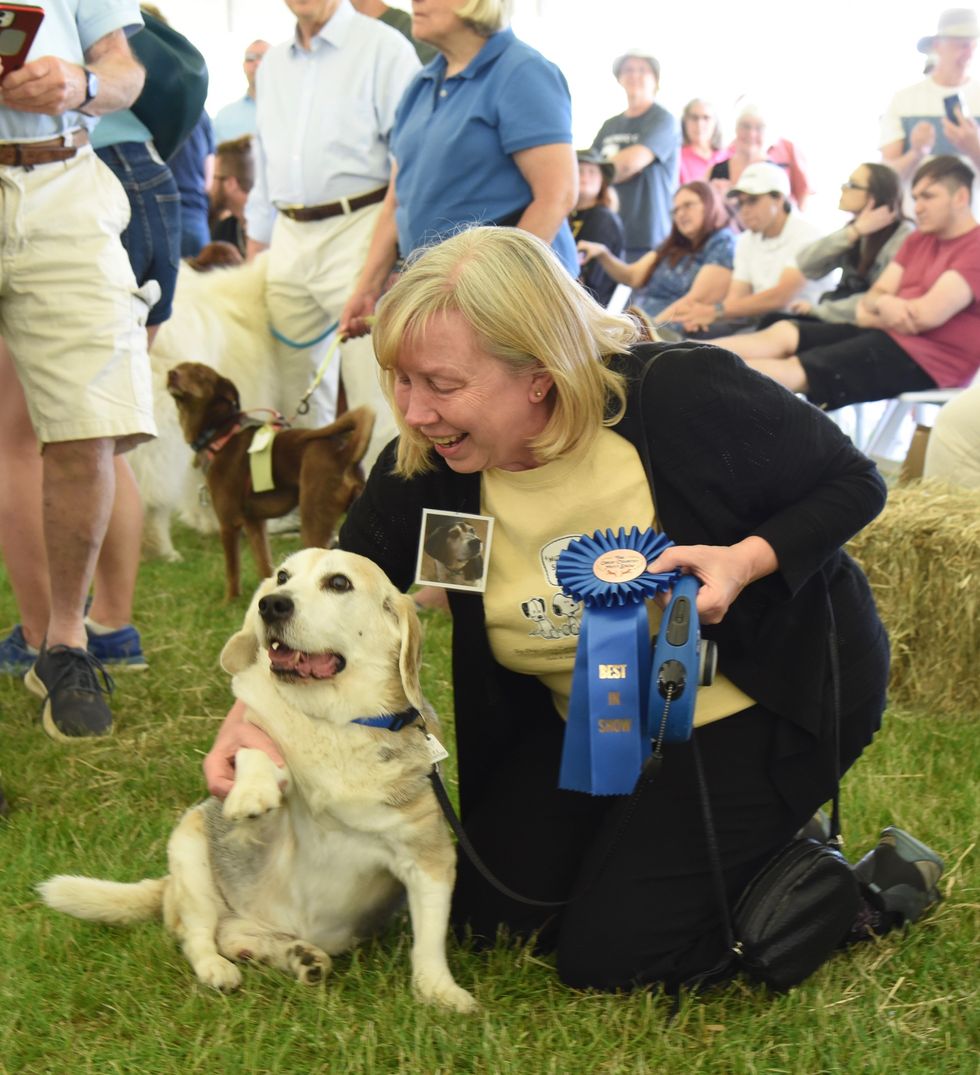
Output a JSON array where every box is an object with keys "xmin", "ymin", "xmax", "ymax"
[{"xmin": 259, "ymin": 594, "xmax": 294, "ymax": 623}]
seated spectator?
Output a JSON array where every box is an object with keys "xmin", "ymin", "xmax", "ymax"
[
  {"xmin": 923, "ymin": 375, "xmax": 980, "ymax": 487},
  {"xmin": 577, "ymin": 181, "xmax": 734, "ymax": 321},
  {"xmin": 710, "ymin": 103, "xmax": 811, "ymax": 210},
  {"xmin": 789, "ymin": 163, "xmax": 914, "ymax": 322},
  {"xmin": 716, "ymin": 156, "xmax": 980, "ymax": 410},
  {"xmin": 725, "ymin": 164, "xmax": 913, "ymax": 355},
  {"xmin": 209, "ymin": 136, "xmax": 254, "ymax": 257},
  {"xmin": 678, "ymin": 98, "xmax": 726, "ymax": 184},
  {"xmin": 592, "ymin": 50, "xmax": 680, "ymax": 258},
  {"xmin": 670, "ymin": 163, "xmax": 831, "ymax": 335},
  {"xmin": 569, "ymin": 149, "xmax": 625, "ymax": 307}
]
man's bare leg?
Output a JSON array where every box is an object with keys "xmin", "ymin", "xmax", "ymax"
[
  {"xmin": 712, "ymin": 321, "xmax": 802, "ymax": 362},
  {"xmin": 89, "ymin": 456, "xmax": 143, "ymax": 630},
  {"xmin": 0, "ymin": 344, "xmax": 48, "ymax": 648},
  {"xmin": 43, "ymin": 437, "xmax": 116, "ymax": 650},
  {"xmin": 742, "ymin": 355, "xmax": 810, "ymax": 394}
]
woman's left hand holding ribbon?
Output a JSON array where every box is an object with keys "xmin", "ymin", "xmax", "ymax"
[{"xmin": 647, "ymin": 537, "xmax": 778, "ymax": 625}]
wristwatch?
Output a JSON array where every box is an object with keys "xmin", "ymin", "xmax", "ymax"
[
  {"xmin": 714, "ymin": 301, "xmax": 726, "ymax": 316},
  {"xmin": 79, "ymin": 67, "xmax": 99, "ymax": 113}
]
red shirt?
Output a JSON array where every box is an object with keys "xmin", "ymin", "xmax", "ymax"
[{"xmin": 888, "ymin": 226, "xmax": 980, "ymax": 387}]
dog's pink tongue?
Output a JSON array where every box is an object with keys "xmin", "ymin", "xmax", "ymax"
[{"xmin": 268, "ymin": 645, "xmax": 340, "ymax": 679}]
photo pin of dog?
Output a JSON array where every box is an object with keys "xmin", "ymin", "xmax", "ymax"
[{"xmin": 40, "ymin": 548, "xmax": 477, "ymax": 1012}]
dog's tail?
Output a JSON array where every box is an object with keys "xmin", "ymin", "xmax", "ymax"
[
  {"xmin": 38, "ymin": 875, "xmax": 167, "ymax": 924},
  {"xmin": 308, "ymin": 406, "xmax": 375, "ymax": 467}
]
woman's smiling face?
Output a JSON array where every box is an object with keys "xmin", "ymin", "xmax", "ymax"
[{"xmin": 392, "ymin": 310, "xmax": 555, "ymax": 474}]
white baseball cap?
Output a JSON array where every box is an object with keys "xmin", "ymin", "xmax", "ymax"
[{"xmin": 729, "ymin": 162, "xmax": 791, "ymax": 198}]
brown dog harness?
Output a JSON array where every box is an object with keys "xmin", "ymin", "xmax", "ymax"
[{"xmin": 192, "ymin": 410, "xmax": 288, "ymax": 474}]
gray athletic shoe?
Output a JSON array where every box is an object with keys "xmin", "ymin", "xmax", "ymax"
[{"xmin": 852, "ymin": 826, "xmax": 944, "ymax": 925}]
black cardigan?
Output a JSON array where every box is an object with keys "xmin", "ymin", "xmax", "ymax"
[{"xmin": 339, "ymin": 343, "xmax": 888, "ymax": 814}]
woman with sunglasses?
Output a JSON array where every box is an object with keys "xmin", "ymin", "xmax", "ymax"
[{"xmin": 786, "ymin": 163, "xmax": 913, "ymax": 323}]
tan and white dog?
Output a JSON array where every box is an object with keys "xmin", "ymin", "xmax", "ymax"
[{"xmin": 39, "ymin": 548, "xmax": 476, "ymax": 1012}]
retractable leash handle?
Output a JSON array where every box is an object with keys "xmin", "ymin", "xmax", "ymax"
[{"xmin": 648, "ymin": 574, "xmax": 717, "ymax": 746}]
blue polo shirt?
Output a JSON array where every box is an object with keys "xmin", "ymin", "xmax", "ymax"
[{"xmin": 391, "ymin": 29, "xmax": 577, "ymax": 276}]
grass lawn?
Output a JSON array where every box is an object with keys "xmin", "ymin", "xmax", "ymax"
[{"xmin": 1, "ymin": 525, "xmax": 977, "ymax": 1075}]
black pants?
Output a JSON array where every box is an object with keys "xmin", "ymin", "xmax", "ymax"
[{"xmin": 451, "ymin": 702, "xmax": 875, "ymax": 992}]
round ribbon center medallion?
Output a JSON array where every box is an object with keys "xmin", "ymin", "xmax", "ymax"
[{"xmin": 592, "ymin": 548, "xmax": 647, "ymax": 584}]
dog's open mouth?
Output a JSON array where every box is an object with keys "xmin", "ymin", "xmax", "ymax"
[{"xmin": 268, "ymin": 640, "xmax": 346, "ymax": 680}]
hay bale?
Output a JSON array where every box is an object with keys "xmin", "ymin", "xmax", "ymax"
[{"xmin": 847, "ymin": 480, "xmax": 980, "ymax": 715}]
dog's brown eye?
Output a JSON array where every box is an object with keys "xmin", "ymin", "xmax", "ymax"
[
  {"xmin": 276, "ymin": 570, "xmax": 289, "ymax": 585},
  {"xmin": 324, "ymin": 573, "xmax": 352, "ymax": 593}
]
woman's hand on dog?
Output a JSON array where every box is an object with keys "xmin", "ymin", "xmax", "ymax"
[
  {"xmin": 647, "ymin": 537, "xmax": 778, "ymax": 625},
  {"xmin": 204, "ymin": 700, "xmax": 285, "ymax": 799}
]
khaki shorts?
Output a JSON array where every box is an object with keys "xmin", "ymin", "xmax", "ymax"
[{"xmin": 0, "ymin": 147, "xmax": 156, "ymax": 448}]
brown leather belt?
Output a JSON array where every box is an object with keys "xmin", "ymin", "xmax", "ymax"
[
  {"xmin": 278, "ymin": 185, "xmax": 388, "ymax": 222},
  {"xmin": 0, "ymin": 129, "xmax": 90, "ymax": 168}
]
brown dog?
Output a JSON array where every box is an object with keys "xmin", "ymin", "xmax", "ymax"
[{"xmin": 167, "ymin": 361, "xmax": 374, "ymax": 600}]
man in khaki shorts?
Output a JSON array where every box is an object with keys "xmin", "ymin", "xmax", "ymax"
[
  {"xmin": 244, "ymin": 0, "xmax": 418, "ymax": 466},
  {"xmin": 0, "ymin": 0, "xmax": 155, "ymax": 747}
]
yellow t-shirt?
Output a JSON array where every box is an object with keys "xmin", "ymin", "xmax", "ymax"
[{"xmin": 481, "ymin": 428, "xmax": 754, "ymax": 727}]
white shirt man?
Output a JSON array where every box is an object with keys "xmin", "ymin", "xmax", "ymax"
[
  {"xmin": 880, "ymin": 9, "xmax": 980, "ymax": 185},
  {"xmin": 674, "ymin": 162, "xmax": 831, "ymax": 334},
  {"xmin": 245, "ymin": 0, "xmax": 418, "ymax": 454}
]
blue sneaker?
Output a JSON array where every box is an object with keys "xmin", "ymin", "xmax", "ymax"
[
  {"xmin": 85, "ymin": 623, "xmax": 149, "ymax": 671},
  {"xmin": 0, "ymin": 625, "xmax": 39, "ymax": 675}
]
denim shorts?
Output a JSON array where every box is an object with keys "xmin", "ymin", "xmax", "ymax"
[{"xmin": 96, "ymin": 142, "xmax": 181, "ymax": 327}]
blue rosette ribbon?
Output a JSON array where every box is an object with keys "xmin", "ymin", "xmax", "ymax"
[{"xmin": 555, "ymin": 527, "xmax": 679, "ymax": 795}]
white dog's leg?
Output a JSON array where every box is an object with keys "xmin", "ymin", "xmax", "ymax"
[
  {"xmin": 165, "ymin": 808, "xmax": 242, "ymax": 991},
  {"xmin": 217, "ymin": 917, "xmax": 333, "ymax": 985},
  {"xmin": 223, "ymin": 748, "xmax": 288, "ymax": 822},
  {"xmin": 401, "ymin": 865, "xmax": 477, "ymax": 1013}
]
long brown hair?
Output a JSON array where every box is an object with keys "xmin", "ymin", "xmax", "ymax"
[
  {"xmin": 852, "ymin": 163, "xmax": 906, "ymax": 277},
  {"xmin": 656, "ymin": 181, "xmax": 731, "ymax": 267}
]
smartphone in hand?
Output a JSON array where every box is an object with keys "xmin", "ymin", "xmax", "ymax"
[
  {"xmin": 944, "ymin": 92, "xmax": 965, "ymax": 125},
  {"xmin": 0, "ymin": 3, "xmax": 44, "ymax": 77}
]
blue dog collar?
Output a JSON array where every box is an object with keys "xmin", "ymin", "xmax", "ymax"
[{"xmin": 350, "ymin": 708, "xmax": 420, "ymax": 731}]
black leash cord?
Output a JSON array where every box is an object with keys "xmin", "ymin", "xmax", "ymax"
[{"xmin": 427, "ymin": 768, "xmax": 567, "ymax": 909}]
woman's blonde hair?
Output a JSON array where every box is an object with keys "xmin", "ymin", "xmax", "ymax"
[
  {"xmin": 374, "ymin": 227, "xmax": 640, "ymax": 477},
  {"xmin": 453, "ymin": 0, "xmax": 513, "ymax": 36}
]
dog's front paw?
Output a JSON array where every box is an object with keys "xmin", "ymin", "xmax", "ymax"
[
  {"xmin": 223, "ymin": 779, "xmax": 282, "ymax": 821},
  {"xmin": 195, "ymin": 954, "xmax": 243, "ymax": 993},
  {"xmin": 413, "ymin": 971, "xmax": 478, "ymax": 1013},
  {"xmin": 286, "ymin": 942, "xmax": 332, "ymax": 986}
]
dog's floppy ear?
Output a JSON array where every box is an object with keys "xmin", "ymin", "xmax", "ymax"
[
  {"xmin": 213, "ymin": 373, "xmax": 241, "ymax": 412},
  {"xmin": 219, "ymin": 578, "xmax": 272, "ymax": 674},
  {"xmin": 389, "ymin": 592, "xmax": 424, "ymax": 711},
  {"xmin": 220, "ymin": 628, "xmax": 259, "ymax": 676},
  {"xmin": 424, "ymin": 526, "xmax": 448, "ymax": 560}
]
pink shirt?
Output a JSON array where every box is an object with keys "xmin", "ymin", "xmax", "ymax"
[
  {"xmin": 888, "ymin": 226, "xmax": 980, "ymax": 387},
  {"xmin": 679, "ymin": 144, "xmax": 727, "ymax": 185}
]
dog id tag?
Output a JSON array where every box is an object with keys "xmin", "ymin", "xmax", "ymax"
[{"xmin": 424, "ymin": 733, "xmax": 450, "ymax": 764}]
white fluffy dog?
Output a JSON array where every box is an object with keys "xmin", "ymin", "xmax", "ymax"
[
  {"xmin": 131, "ymin": 256, "xmax": 396, "ymax": 561},
  {"xmin": 40, "ymin": 548, "xmax": 477, "ymax": 1012},
  {"xmin": 131, "ymin": 256, "xmax": 280, "ymax": 561}
]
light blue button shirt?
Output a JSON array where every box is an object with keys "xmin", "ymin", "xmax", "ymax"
[
  {"xmin": 212, "ymin": 96, "xmax": 256, "ymax": 145},
  {"xmin": 0, "ymin": 0, "xmax": 142, "ymax": 143},
  {"xmin": 245, "ymin": 0, "xmax": 419, "ymax": 245}
]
